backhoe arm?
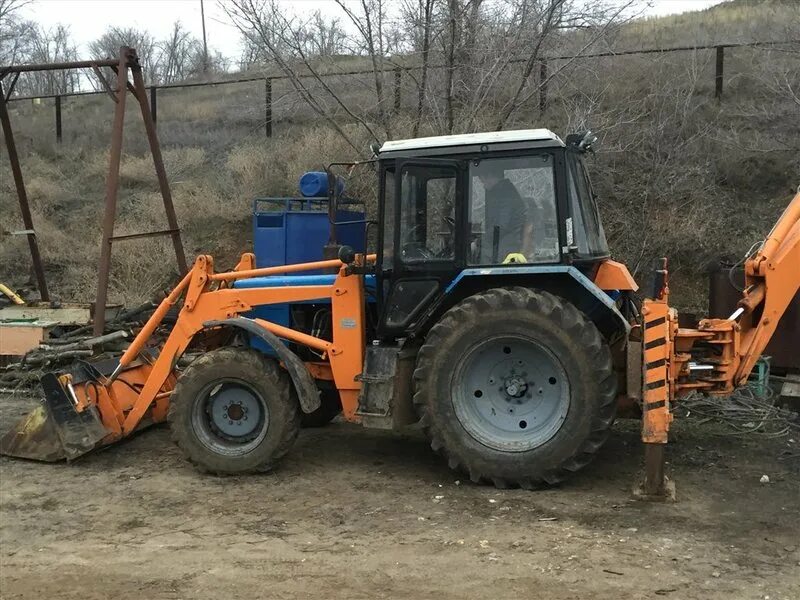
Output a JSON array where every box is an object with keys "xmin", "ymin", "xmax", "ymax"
[
  {"xmin": 668, "ymin": 190, "xmax": 800, "ymax": 398},
  {"xmin": 638, "ymin": 190, "xmax": 799, "ymax": 498},
  {"xmin": 734, "ymin": 190, "xmax": 800, "ymax": 385}
]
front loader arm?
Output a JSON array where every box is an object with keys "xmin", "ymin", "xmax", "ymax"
[
  {"xmin": 116, "ymin": 255, "xmax": 219, "ymax": 434},
  {"xmin": 112, "ymin": 253, "xmax": 370, "ymax": 435},
  {"xmin": 1, "ymin": 252, "xmax": 371, "ymax": 462}
]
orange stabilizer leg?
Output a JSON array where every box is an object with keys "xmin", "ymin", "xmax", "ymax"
[{"xmin": 636, "ymin": 295, "xmax": 676, "ymax": 500}]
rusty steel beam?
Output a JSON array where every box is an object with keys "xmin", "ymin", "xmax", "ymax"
[
  {"xmin": 0, "ymin": 58, "xmax": 120, "ymax": 76},
  {"xmin": 4, "ymin": 72, "xmax": 19, "ymax": 101},
  {"xmin": 92, "ymin": 65, "xmax": 119, "ymax": 103},
  {"xmin": 94, "ymin": 47, "xmax": 131, "ymax": 336},
  {"xmin": 55, "ymin": 95, "xmax": 62, "ymax": 143},
  {"xmin": 130, "ymin": 62, "xmax": 187, "ymax": 276},
  {"xmin": 0, "ymin": 82, "xmax": 50, "ymax": 301},
  {"xmin": 109, "ymin": 228, "xmax": 181, "ymax": 242},
  {"xmin": 643, "ymin": 443, "xmax": 666, "ymax": 496}
]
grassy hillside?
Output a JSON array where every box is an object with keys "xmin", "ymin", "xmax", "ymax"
[
  {"xmin": 621, "ymin": 0, "xmax": 799, "ymax": 47},
  {"xmin": 1, "ymin": 0, "xmax": 798, "ymax": 311}
]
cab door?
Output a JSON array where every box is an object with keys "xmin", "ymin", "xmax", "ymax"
[{"xmin": 377, "ymin": 159, "xmax": 464, "ymax": 338}]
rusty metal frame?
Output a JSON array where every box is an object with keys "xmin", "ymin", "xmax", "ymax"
[
  {"xmin": 0, "ymin": 79, "xmax": 49, "ymax": 301},
  {"xmin": 0, "ymin": 46, "xmax": 187, "ymax": 334}
]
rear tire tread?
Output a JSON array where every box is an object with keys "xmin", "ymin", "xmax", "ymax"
[{"xmin": 413, "ymin": 286, "xmax": 616, "ymax": 488}]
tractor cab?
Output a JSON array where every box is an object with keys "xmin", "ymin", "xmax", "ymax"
[{"xmin": 372, "ymin": 129, "xmax": 610, "ymax": 339}]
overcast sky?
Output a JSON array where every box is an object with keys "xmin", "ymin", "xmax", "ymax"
[{"xmin": 19, "ymin": 0, "xmax": 729, "ymax": 63}]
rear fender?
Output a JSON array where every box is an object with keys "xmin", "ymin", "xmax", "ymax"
[
  {"xmin": 202, "ymin": 317, "xmax": 321, "ymax": 414},
  {"xmin": 443, "ymin": 266, "xmax": 631, "ymax": 339}
]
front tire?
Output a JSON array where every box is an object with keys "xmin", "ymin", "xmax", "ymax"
[
  {"xmin": 413, "ymin": 287, "xmax": 616, "ymax": 488},
  {"xmin": 168, "ymin": 347, "xmax": 300, "ymax": 474}
]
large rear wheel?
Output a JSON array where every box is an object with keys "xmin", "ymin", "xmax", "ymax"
[
  {"xmin": 413, "ymin": 287, "xmax": 616, "ymax": 488},
  {"xmin": 168, "ymin": 347, "xmax": 300, "ymax": 474}
]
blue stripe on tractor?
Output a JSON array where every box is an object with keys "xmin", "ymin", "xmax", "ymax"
[
  {"xmin": 444, "ymin": 265, "xmax": 630, "ymax": 332},
  {"xmin": 233, "ymin": 274, "xmax": 376, "ymax": 354}
]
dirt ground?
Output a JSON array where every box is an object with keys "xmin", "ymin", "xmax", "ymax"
[{"xmin": 0, "ymin": 395, "xmax": 798, "ymax": 600}]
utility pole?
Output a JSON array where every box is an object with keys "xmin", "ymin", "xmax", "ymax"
[{"xmin": 200, "ymin": 0, "xmax": 209, "ymax": 75}]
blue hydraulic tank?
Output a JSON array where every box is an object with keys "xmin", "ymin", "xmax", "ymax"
[{"xmin": 252, "ymin": 197, "xmax": 366, "ymax": 272}]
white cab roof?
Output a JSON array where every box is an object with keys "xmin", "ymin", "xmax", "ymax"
[{"xmin": 379, "ymin": 129, "xmax": 563, "ymax": 153}]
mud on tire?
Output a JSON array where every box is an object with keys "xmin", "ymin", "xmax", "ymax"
[
  {"xmin": 168, "ymin": 347, "xmax": 300, "ymax": 474},
  {"xmin": 413, "ymin": 287, "xmax": 616, "ymax": 488}
]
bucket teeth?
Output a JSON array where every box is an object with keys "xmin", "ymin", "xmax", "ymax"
[{"xmin": 0, "ymin": 372, "xmax": 109, "ymax": 462}]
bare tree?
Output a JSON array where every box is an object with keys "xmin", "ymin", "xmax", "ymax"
[
  {"xmin": 158, "ymin": 21, "xmax": 202, "ymax": 83},
  {"xmin": 334, "ymin": 0, "xmax": 394, "ymax": 136},
  {"xmin": 301, "ymin": 11, "xmax": 347, "ymax": 57},
  {"xmin": 225, "ymin": 0, "xmax": 378, "ymax": 151},
  {"xmin": 89, "ymin": 26, "xmax": 158, "ymax": 83},
  {"xmin": 226, "ymin": 0, "xmax": 638, "ymax": 148},
  {"xmin": 401, "ymin": 0, "xmax": 436, "ymax": 136},
  {"xmin": 10, "ymin": 24, "xmax": 80, "ymax": 95},
  {"xmin": 0, "ymin": 0, "xmax": 34, "ymax": 65}
]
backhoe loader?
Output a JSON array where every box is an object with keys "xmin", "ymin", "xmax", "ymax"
[{"xmin": 2, "ymin": 129, "xmax": 798, "ymax": 495}]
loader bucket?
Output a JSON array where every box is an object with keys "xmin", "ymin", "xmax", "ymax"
[{"xmin": 0, "ymin": 372, "xmax": 109, "ymax": 462}]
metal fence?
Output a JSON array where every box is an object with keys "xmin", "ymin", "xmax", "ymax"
[{"xmin": 4, "ymin": 39, "xmax": 797, "ymax": 145}]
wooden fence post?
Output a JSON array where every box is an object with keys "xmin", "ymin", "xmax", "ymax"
[
  {"xmin": 265, "ymin": 78, "xmax": 272, "ymax": 138},
  {"xmin": 55, "ymin": 95, "xmax": 62, "ymax": 143},
  {"xmin": 715, "ymin": 46, "xmax": 724, "ymax": 102}
]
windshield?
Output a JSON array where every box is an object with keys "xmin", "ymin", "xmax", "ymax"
[{"xmin": 567, "ymin": 153, "xmax": 608, "ymax": 257}]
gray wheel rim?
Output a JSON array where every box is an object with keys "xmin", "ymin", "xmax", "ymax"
[
  {"xmin": 191, "ymin": 378, "xmax": 269, "ymax": 457},
  {"xmin": 452, "ymin": 335, "xmax": 570, "ymax": 452}
]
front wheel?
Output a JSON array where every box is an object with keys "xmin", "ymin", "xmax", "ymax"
[
  {"xmin": 168, "ymin": 347, "xmax": 300, "ymax": 474},
  {"xmin": 413, "ymin": 287, "xmax": 617, "ymax": 488}
]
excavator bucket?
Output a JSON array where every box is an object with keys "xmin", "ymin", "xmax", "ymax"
[{"xmin": 0, "ymin": 372, "xmax": 110, "ymax": 462}]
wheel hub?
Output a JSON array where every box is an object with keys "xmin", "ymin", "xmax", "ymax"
[
  {"xmin": 453, "ymin": 336, "xmax": 570, "ymax": 452},
  {"xmin": 206, "ymin": 384, "xmax": 265, "ymax": 441},
  {"xmin": 503, "ymin": 376, "xmax": 528, "ymax": 398},
  {"xmin": 225, "ymin": 402, "xmax": 246, "ymax": 421}
]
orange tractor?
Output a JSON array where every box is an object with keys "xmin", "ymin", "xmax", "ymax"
[{"xmin": 2, "ymin": 130, "xmax": 798, "ymax": 496}]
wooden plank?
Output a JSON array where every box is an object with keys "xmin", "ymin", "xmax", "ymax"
[
  {"xmin": 0, "ymin": 303, "xmax": 123, "ymax": 326},
  {"xmin": 0, "ymin": 321, "xmax": 57, "ymax": 356}
]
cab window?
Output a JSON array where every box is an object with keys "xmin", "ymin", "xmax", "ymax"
[
  {"xmin": 398, "ymin": 164, "xmax": 457, "ymax": 263},
  {"xmin": 567, "ymin": 154, "xmax": 608, "ymax": 257},
  {"xmin": 468, "ymin": 154, "xmax": 558, "ymax": 265},
  {"xmin": 381, "ymin": 167, "xmax": 395, "ymax": 271}
]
